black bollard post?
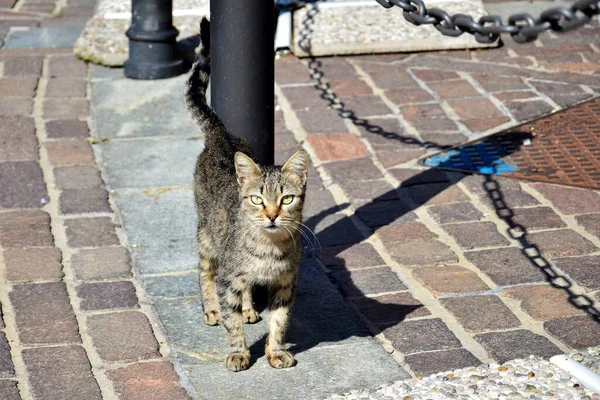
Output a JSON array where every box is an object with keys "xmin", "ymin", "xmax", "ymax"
[
  {"xmin": 210, "ymin": 0, "xmax": 275, "ymax": 166},
  {"xmin": 124, "ymin": 0, "xmax": 188, "ymax": 80}
]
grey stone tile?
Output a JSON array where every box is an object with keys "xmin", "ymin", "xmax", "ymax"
[
  {"xmin": 144, "ymin": 273, "xmax": 200, "ymax": 299},
  {"xmin": 4, "ymin": 27, "xmax": 84, "ymax": 49}
]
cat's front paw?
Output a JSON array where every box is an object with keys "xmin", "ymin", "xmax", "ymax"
[
  {"xmin": 226, "ymin": 352, "xmax": 250, "ymax": 372},
  {"xmin": 242, "ymin": 309, "xmax": 260, "ymax": 324},
  {"xmin": 267, "ymin": 350, "xmax": 295, "ymax": 369},
  {"xmin": 203, "ymin": 310, "xmax": 221, "ymax": 326}
]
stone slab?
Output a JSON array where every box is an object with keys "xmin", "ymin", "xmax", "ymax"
[{"xmin": 4, "ymin": 26, "xmax": 85, "ymax": 49}]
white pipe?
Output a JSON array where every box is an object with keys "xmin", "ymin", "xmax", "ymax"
[{"xmin": 550, "ymin": 354, "xmax": 600, "ymax": 395}]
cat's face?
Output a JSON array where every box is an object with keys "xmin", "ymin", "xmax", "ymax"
[{"xmin": 235, "ymin": 151, "xmax": 308, "ymax": 235}]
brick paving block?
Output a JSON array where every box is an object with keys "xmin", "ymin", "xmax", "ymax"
[
  {"xmin": 333, "ymin": 267, "xmax": 406, "ymax": 297},
  {"xmin": 471, "ymin": 74, "xmax": 529, "ymax": 92},
  {"xmin": 575, "ymin": 213, "xmax": 600, "ymax": 239},
  {"xmin": 355, "ymin": 117, "xmax": 408, "ymax": 148},
  {"xmin": 503, "ymin": 285, "xmax": 584, "ymax": 320},
  {"xmin": 493, "ymin": 91, "xmax": 539, "ymax": 101},
  {"xmin": 306, "ymin": 133, "xmax": 369, "ymax": 162},
  {"xmin": 43, "ymin": 99, "xmax": 88, "ymax": 119},
  {"xmin": 3, "ymin": 56, "xmax": 42, "ymax": 76},
  {"xmin": 0, "ymin": 98, "xmax": 33, "ymax": 116},
  {"xmin": 462, "ymin": 117, "xmax": 511, "ymax": 133},
  {"xmin": 465, "ymin": 247, "xmax": 546, "ymax": 286},
  {"xmin": 45, "ymin": 139, "xmax": 95, "ymax": 166},
  {"xmin": 343, "ymin": 179, "xmax": 397, "ymax": 202},
  {"xmin": 531, "ymin": 183, "xmax": 600, "ymax": 215},
  {"xmin": 355, "ymin": 199, "xmax": 417, "ymax": 228},
  {"xmin": 302, "ymin": 187, "xmax": 337, "ymax": 219},
  {"xmin": 443, "ymin": 221, "xmax": 510, "ymax": 249},
  {"xmin": 47, "ymin": 55, "xmax": 87, "ymax": 78},
  {"xmin": 375, "ymin": 222, "xmax": 437, "ymax": 244},
  {"xmin": 71, "ymin": 247, "xmax": 132, "ymax": 280},
  {"xmin": 59, "ymin": 188, "xmax": 111, "ymax": 214},
  {"xmin": 405, "ymin": 349, "xmax": 480, "ymax": 378},
  {"xmin": 0, "ymin": 332, "xmax": 14, "ymax": 378},
  {"xmin": 504, "ymin": 100, "xmax": 554, "ymax": 122},
  {"xmin": 310, "ymin": 213, "xmax": 364, "ymax": 248},
  {"xmin": 22, "ymin": 345, "xmax": 101, "ymax": 400},
  {"xmin": 411, "ymin": 69, "xmax": 460, "ymax": 82},
  {"xmin": 3, "ymin": 247, "xmax": 63, "ymax": 282},
  {"xmin": 45, "ymin": 78, "xmax": 86, "ymax": 98},
  {"xmin": 0, "ymin": 162, "xmax": 47, "ymax": 209},
  {"xmin": 0, "ymin": 116, "xmax": 37, "ymax": 162},
  {"xmin": 506, "ymin": 207, "xmax": 567, "ymax": 231},
  {"xmin": 0, "ymin": 210, "xmax": 53, "ymax": 248},
  {"xmin": 387, "ymin": 240, "xmax": 458, "ymax": 267},
  {"xmin": 475, "ymin": 330, "xmax": 561, "ymax": 363},
  {"xmin": 0, "ymin": 76, "xmax": 38, "ymax": 97},
  {"xmin": 441, "ymin": 295, "xmax": 521, "ymax": 332},
  {"xmin": 545, "ymin": 316, "xmax": 600, "ymax": 349},
  {"xmin": 21, "ymin": 3, "xmax": 55, "ymax": 13},
  {"xmin": 527, "ymin": 229, "xmax": 597, "ymax": 258},
  {"xmin": 327, "ymin": 79, "xmax": 372, "ymax": 97},
  {"xmin": 45, "ymin": 119, "xmax": 88, "ymax": 139},
  {"xmin": 413, "ymin": 266, "xmax": 490, "ymax": 295},
  {"xmin": 323, "ymin": 157, "xmax": 382, "ymax": 184},
  {"xmin": 448, "ymin": 98, "xmax": 506, "ymax": 120},
  {"xmin": 375, "ymin": 149, "xmax": 426, "ymax": 168},
  {"xmin": 358, "ymin": 64, "xmax": 416, "ymax": 88},
  {"xmin": 64, "ymin": 217, "xmax": 119, "ymax": 247},
  {"xmin": 275, "ymin": 56, "xmax": 311, "ymax": 85},
  {"xmin": 428, "ymin": 202, "xmax": 484, "ymax": 224},
  {"xmin": 427, "ymin": 80, "xmax": 480, "ymax": 99},
  {"xmin": 552, "ymin": 255, "xmax": 600, "ymax": 292},
  {"xmin": 461, "ymin": 174, "xmax": 523, "ymax": 195},
  {"xmin": 410, "ymin": 118, "xmax": 460, "ymax": 135},
  {"xmin": 280, "ymin": 85, "xmax": 323, "ymax": 111},
  {"xmin": 385, "ymin": 88, "xmax": 434, "ymax": 106},
  {"xmin": 341, "ymin": 95, "xmax": 392, "ymax": 118},
  {"xmin": 407, "ymin": 183, "xmax": 469, "ymax": 206},
  {"xmin": 478, "ymin": 190, "xmax": 541, "ymax": 210},
  {"xmin": 383, "ymin": 318, "xmax": 462, "ymax": 355},
  {"xmin": 10, "ymin": 282, "xmax": 80, "ymax": 345},
  {"xmin": 0, "ymin": 380, "xmax": 20, "ymax": 400},
  {"xmin": 401, "ymin": 103, "xmax": 447, "ymax": 120},
  {"xmin": 77, "ymin": 281, "xmax": 138, "ymax": 311},
  {"xmin": 87, "ymin": 311, "xmax": 160, "ymax": 362},
  {"xmin": 420, "ymin": 132, "xmax": 468, "ymax": 147},
  {"xmin": 107, "ymin": 361, "xmax": 191, "ymax": 400},
  {"xmin": 54, "ymin": 166, "xmax": 102, "ymax": 189},
  {"xmin": 317, "ymin": 57, "xmax": 358, "ymax": 80},
  {"xmin": 294, "ymin": 108, "xmax": 348, "ymax": 134},
  {"xmin": 352, "ymin": 292, "xmax": 430, "ymax": 325},
  {"xmin": 317, "ymin": 243, "xmax": 385, "ymax": 270},
  {"xmin": 391, "ymin": 169, "xmax": 450, "ymax": 187}
]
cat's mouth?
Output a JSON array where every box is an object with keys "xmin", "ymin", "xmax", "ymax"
[{"xmin": 264, "ymin": 224, "xmax": 278, "ymax": 232}]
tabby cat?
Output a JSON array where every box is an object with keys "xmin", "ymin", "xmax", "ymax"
[{"xmin": 185, "ymin": 18, "xmax": 308, "ymax": 372}]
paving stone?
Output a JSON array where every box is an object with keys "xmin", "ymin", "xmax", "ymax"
[
  {"xmin": 45, "ymin": 139, "xmax": 95, "ymax": 166},
  {"xmin": 0, "ymin": 380, "xmax": 20, "ymax": 400},
  {"xmin": 462, "ymin": 116, "xmax": 511, "ymax": 132},
  {"xmin": 21, "ymin": 3, "xmax": 55, "ymax": 13},
  {"xmin": 465, "ymin": 247, "xmax": 547, "ymax": 286},
  {"xmin": 295, "ymin": 108, "xmax": 349, "ymax": 134},
  {"xmin": 443, "ymin": 221, "xmax": 510, "ymax": 249},
  {"xmin": 505, "ymin": 100, "xmax": 555, "ymax": 122},
  {"xmin": 354, "ymin": 199, "xmax": 417, "ymax": 228},
  {"xmin": 3, "ymin": 247, "xmax": 63, "ymax": 282},
  {"xmin": 144, "ymin": 273, "xmax": 199, "ymax": 299},
  {"xmin": 441, "ymin": 295, "xmax": 521, "ymax": 332},
  {"xmin": 471, "ymin": 74, "xmax": 529, "ymax": 92},
  {"xmin": 383, "ymin": 318, "xmax": 462, "ymax": 355},
  {"xmin": 405, "ymin": 349, "xmax": 480, "ymax": 378},
  {"xmin": 309, "ymin": 213, "xmax": 365, "ymax": 248},
  {"xmin": 385, "ymin": 88, "xmax": 434, "ymax": 106},
  {"xmin": 475, "ymin": 330, "xmax": 562, "ymax": 363},
  {"xmin": 375, "ymin": 149, "xmax": 426, "ymax": 168},
  {"xmin": 387, "ymin": 240, "xmax": 458, "ymax": 267},
  {"xmin": 355, "ymin": 117, "xmax": 410, "ymax": 148},
  {"xmin": 107, "ymin": 361, "xmax": 191, "ymax": 400},
  {"xmin": 10, "ymin": 282, "xmax": 80, "ymax": 345},
  {"xmin": 503, "ymin": 285, "xmax": 584, "ymax": 320},
  {"xmin": 448, "ymin": 98, "xmax": 506, "ymax": 120},
  {"xmin": 544, "ymin": 316, "xmax": 600, "ymax": 348},
  {"xmin": 59, "ymin": 188, "xmax": 111, "ymax": 214},
  {"xmin": 333, "ymin": 267, "xmax": 406, "ymax": 297},
  {"xmin": 493, "ymin": 91, "xmax": 539, "ymax": 101},
  {"xmin": 461, "ymin": 173, "xmax": 523, "ymax": 194},
  {"xmin": 43, "ymin": 98, "xmax": 88, "ymax": 119},
  {"xmin": 302, "ymin": 187, "xmax": 337, "ymax": 219},
  {"xmin": 504, "ymin": 206, "xmax": 567, "ymax": 230},
  {"xmin": 317, "ymin": 243, "xmax": 385, "ymax": 270},
  {"xmin": 531, "ymin": 183, "xmax": 600, "ymax": 215},
  {"xmin": 409, "ymin": 118, "xmax": 461, "ymax": 135},
  {"xmin": 4, "ymin": 26, "xmax": 84, "ymax": 49},
  {"xmin": 413, "ymin": 266, "xmax": 490, "ymax": 295},
  {"xmin": 390, "ymin": 169, "xmax": 450, "ymax": 187},
  {"xmin": 71, "ymin": 247, "xmax": 132, "ymax": 280},
  {"xmin": 358, "ymin": 64, "xmax": 417, "ymax": 89},
  {"xmin": 77, "ymin": 281, "xmax": 138, "ymax": 311},
  {"xmin": 478, "ymin": 189, "xmax": 541, "ymax": 209},
  {"xmin": 275, "ymin": 56, "xmax": 312, "ymax": 85},
  {"xmin": 527, "ymin": 229, "xmax": 597, "ymax": 258},
  {"xmin": 428, "ymin": 202, "xmax": 484, "ymax": 224},
  {"xmin": 352, "ymin": 292, "xmax": 430, "ymax": 325},
  {"xmin": 0, "ymin": 333, "xmax": 14, "ymax": 378},
  {"xmin": 64, "ymin": 217, "xmax": 119, "ymax": 247},
  {"xmin": 0, "ymin": 76, "xmax": 38, "ymax": 97},
  {"xmin": 0, "ymin": 210, "xmax": 53, "ymax": 248},
  {"xmin": 552, "ymin": 255, "xmax": 600, "ymax": 291},
  {"xmin": 411, "ymin": 69, "xmax": 460, "ymax": 81},
  {"xmin": 375, "ymin": 222, "xmax": 437, "ymax": 244},
  {"xmin": 54, "ymin": 166, "xmax": 102, "ymax": 189},
  {"xmin": 341, "ymin": 95, "xmax": 392, "ymax": 117},
  {"xmin": 0, "ymin": 116, "xmax": 37, "ymax": 162},
  {"xmin": 327, "ymin": 79, "xmax": 373, "ymax": 97},
  {"xmin": 0, "ymin": 162, "xmax": 47, "ymax": 209},
  {"xmin": 427, "ymin": 79, "xmax": 480, "ymax": 99},
  {"xmin": 45, "ymin": 119, "xmax": 88, "ymax": 139},
  {"xmin": 306, "ymin": 133, "xmax": 369, "ymax": 162},
  {"xmin": 22, "ymin": 345, "xmax": 101, "ymax": 400},
  {"xmin": 401, "ymin": 103, "xmax": 447, "ymax": 120},
  {"xmin": 2, "ymin": 56, "xmax": 42, "ymax": 76},
  {"xmin": 575, "ymin": 213, "xmax": 600, "ymax": 239},
  {"xmin": 45, "ymin": 78, "xmax": 86, "ymax": 98},
  {"xmin": 342, "ymin": 179, "xmax": 397, "ymax": 202},
  {"xmin": 407, "ymin": 183, "xmax": 469, "ymax": 206},
  {"xmin": 87, "ymin": 311, "xmax": 160, "ymax": 362},
  {"xmin": 0, "ymin": 98, "xmax": 32, "ymax": 115}
]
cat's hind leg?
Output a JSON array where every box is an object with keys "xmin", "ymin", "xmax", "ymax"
[
  {"xmin": 242, "ymin": 287, "xmax": 260, "ymax": 324},
  {"xmin": 265, "ymin": 278, "xmax": 297, "ymax": 369},
  {"xmin": 198, "ymin": 231, "xmax": 220, "ymax": 325}
]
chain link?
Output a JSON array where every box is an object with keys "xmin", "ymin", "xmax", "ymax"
[{"xmin": 375, "ymin": 0, "xmax": 600, "ymax": 43}]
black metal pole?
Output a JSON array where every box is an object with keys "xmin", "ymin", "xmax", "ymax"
[
  {"xmin": 210, "ymin": 0, "xmax": 275, "ymax": 165},
  {"xmin": 124, "ymin": 0, "xmax": 187, "ymax": 80}
]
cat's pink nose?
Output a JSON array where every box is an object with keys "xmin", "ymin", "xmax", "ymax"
[{"xmin": 267, "ymin": 214, "xmax": 277, "ymax": 222}]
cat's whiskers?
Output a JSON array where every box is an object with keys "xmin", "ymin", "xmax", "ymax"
[
  {"xmin": 282, "ymin": 221, "xmax": 316, "ymax": 250},
  {"xmin": 289, "ymin": 220, "xmax": 321, "ymax": 250}
]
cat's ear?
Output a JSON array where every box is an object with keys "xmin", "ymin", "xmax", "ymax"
[
  {"xmin": 282, "ymin": 150, "xmax": 308, "ymax": 186},
  {"xmin": 234, "ymin": 152, "xmax": 261, "ymax": 186}
]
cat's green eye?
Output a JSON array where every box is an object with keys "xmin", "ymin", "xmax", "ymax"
[
  {"xmin": 281, "ymin": 195, "xmax": 294, "ymax": 205},
  {"xmin": 250, "ymin": 195, "xmax": 263, "ymax": 205}
]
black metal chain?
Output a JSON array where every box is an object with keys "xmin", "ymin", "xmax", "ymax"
[{"xmin": 374, "ymin": 0, "xmax": 600, "ymax": 43}]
